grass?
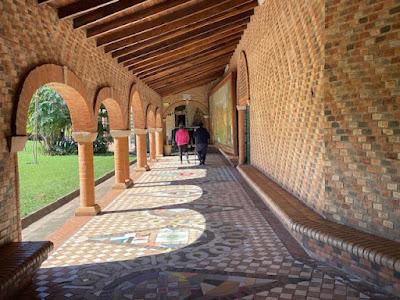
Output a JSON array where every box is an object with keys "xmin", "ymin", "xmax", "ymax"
[{"xmin": 18, "ymin": 141, "xmax": 135, "ymax": 217}]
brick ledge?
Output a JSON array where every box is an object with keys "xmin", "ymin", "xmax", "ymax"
[{"xmin": 237, "ymin": 164, "xmax": 400, "ymax": 273}]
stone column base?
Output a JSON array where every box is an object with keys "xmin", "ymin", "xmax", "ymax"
[
  {"xmin": 75, "ymin": 204, "xmax": 101, "ymax": 216},
  {"xmin": 112, "ymin": 179, "xmax": 134, "ymax": 189}
]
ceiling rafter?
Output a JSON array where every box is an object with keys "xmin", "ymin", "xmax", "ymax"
[
  {"xmin": 102, "ymin": 0, "xmax": 256, "ymax": 52},
  {"xmin": 96, "ymin": 0, "xmax": 246, "ymax": 45},
  {"xmin": 58, "ymin": 0, "xmax": 119, "ymax": 20},
  {"xmin": 145, "ymin": 57, "xmax": 231, "ymax": 85},
  {"xmin": 118, "ymin": 23, "xmax": 247, "ymax": 64},
  {"xmin": 130, "ymin": 39, "xmax": 239, "ymax": 74},
  {"xmin": 137, "ymin": 48, "xmax": 236, "ymax": 79},
  {"xmin": 73, "ymin": 0, "xmax": 146, "ymax": 29},
  {"xmin": 123, "ymin": 29, "xmax": 243, "ymax": 68},
  {"xmin": 85, "ymin": 0, "xmax": 190, "ymax": 36},
  {"xmin": 149, "ymin": 65, "xmax": 229, "ymax": 90},
  {"xmin": 158, "ymin": 73, "xmax": 223, "ymax": 96}
]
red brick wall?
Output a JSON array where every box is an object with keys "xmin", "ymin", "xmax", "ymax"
[
  {"xmin": 229, "ymin": 0, "xmax": 326, "ymax": 213},
  {"xmin": 229, "ymin": 0, "xmax": 400, "ymax": 241},
  {"xmin": 324, "ymin": 0, "xmax": 400, "ymax": 241},
  {"xmin": 0, "ymin": 0, "xmax": 161, "ymax": 246}
]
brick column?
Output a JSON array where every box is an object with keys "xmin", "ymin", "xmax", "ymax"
[
  {"xmin": 110, "ymin": 130, "xmax": 133, "ymax": 189},
  {"xmin": 155, "ymin": 128, "xmax": 164, "ymax": 157},
  {"xmin": 72, "ymin": 132, "xmax": 100, "ymax": 216},
  {"xmin": 148, "ymin": 128, "xmax": 157, "ymax": 161},
  {"xmin": 237, "ymin": 105, "xmax": 247, "ymax": 165},
  {"xmin": 203, "ymin": 115, "xmax": 210, "ymax": 131},
  {"xmin": 134, "ymin": 128, "xmax": 150, "ymax": 171}
]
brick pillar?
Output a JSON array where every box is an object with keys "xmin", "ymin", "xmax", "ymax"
[
  {"xmin": 72, "ymin": 132, "xmax": 100, "ymax": 216},
  {"xmin": 134, "ymin": 128, "xmax": 150, "ymax": 171},
  {"xmin": 203, "ymin": 115, "xmax": 210, "ymax": 131},
  {"xmin": 148, "ymin": 128, "xmax": 157, "ymax": 161},
  {"xmin": 237, "ymin": 105, "xmax": 247, "ymax": 165},
  {"xmin": 110, "ymin": 130, "xmax": 133, "ymax": 189},
  {"xmin": 155, "ymin": 128, "xmax": 164, "ymax": 157}
]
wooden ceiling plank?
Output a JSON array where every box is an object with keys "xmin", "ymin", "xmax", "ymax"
[
  {"xmin": 126, "ymin": 35, "xmax": 240, "ymax": 72},
  {"xmin": 96, "ymin": 0, "xmax": 247, "ymax": 45},
  {"xmin": 111, "ymin": 11, "xmax": 252, "ymax": 59},
  {"xmin": 158, "ymin": 73, "xmax": 223, "ymax": 95},
  {"xmin": 122, "ymin": 29, "xmax": 243, "ymax": 68},
  {"xmin": 146, "ymin": 59, "xmax": 230, "ymax": 85},
  {"xmin": 137, "ymin": 48, "xmax": 235, "ymax": 78},
  {"xmin": 73, "ymin": 0, "xmax": 146, "ymax": 29},
  {"xmin": 84, "ymin": 0, "xmax": 189, "ymax": 34},
  {"xmin": 103, "ymin": 0, "xmax": 257, "ymax": 52},
  {"xmin": 38, "ymin": 0, "xmax": 52, "ymax": 5},
  {"xmin": 58, "ymin": 0, "xmax": 119, "ymax": 20},
  {"xmin": 118, "ymin": 23, "xmax": 246, "ymax": 64},
  {"xmin": 149, "ymin": 66, "xmax": 227, "ymax": 89}
]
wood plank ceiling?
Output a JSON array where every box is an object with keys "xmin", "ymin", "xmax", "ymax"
[{"xmin": 38, "ymin": 0, "xmax": 257, "ymax": 95}]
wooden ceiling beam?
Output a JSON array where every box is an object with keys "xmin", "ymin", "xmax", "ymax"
[
  {"xmin": 84, "ymin": 0, "xmax": 189, "ymax": 34},
  {"xmin": 102, "ymin": 0, "xmax": 257, "ymax": 52},
  {"xmin": 146, "ymin": 59, "xmax": 230, "ymax": 85},
  {"xmin": 37, "ymin": 0, "xmax": 52, "ymax": 5},
  {"xmin": 127, "ymin": 35, "xmax": 240, "ymax": 72},
  {"xmin": 137, "ymin": 48, "xmax": 235, "ymax": 79},
  {"xmin": 118, "ymin": 23, "xmax": 246, "ymax": 64},
  {"xmin": 158, "ymin": 73, "xmax": 223, "ymax": 96},
  {"xmin": 149, "ymin": 66, "xmax": 227, "ymax": 90},
  {"xmin": 122, "ymin": 29, "xmax": 243, "ymax": 68},
  {"xmin": 111, "ymin": 11, "xmax": 252, "ymax": 59},
  {"xmin": 159, "ymin": 78, "xmax": 218, "ymax": 96},
  {"xmin": 73, "ymin": 0, "xmax": 146, "ymax": 29},
  {"xmin": 96, "ymin": 0, "xmax": 247, "ymax": 46},
  {"xmin": 58, "ymin": 0, "xmax": 119, "ymax": 20}
]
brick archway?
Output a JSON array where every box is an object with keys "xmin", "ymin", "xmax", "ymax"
[
  {"xmin": 155, "ymin": 107, "xmax": 162, "ymax": 128},
  {"xmin": 129, "ymin": 84, "xmax": 146, "ymax": 129},
  {"xmin": 146, "ymin": 104, "xmax": 156, "ymax": 129},
  {"xmin": 94, "ymin": 87, "xmax": 126, "ymax": 130},
  {"xmin": 16, "ymin": 64, "xmax": 96, "ymax": 135},
  {"xmin": 162, "ymin": 100, "xmax": 208, "ymax": 118},
  {"xmin": 237, "ymin": 51, "xmax": 250, "ymax": 106}
]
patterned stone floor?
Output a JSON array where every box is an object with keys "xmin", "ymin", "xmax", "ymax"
[{"xmin": 23, "ymin": 154, "xmax": 397, "ymax": 299}]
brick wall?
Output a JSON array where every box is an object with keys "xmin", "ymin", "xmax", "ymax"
[
  {"xmin": 324, "ymin": 0, "xmax": 400, "ymax": 241},
  {"xmin": 229, "ymin": 0, "xmax": 326, "ymax": 213},
  {"xmin": 229, "ymin": 0, "xmax": 400, "ymax": 241},
  {"xmin": 0, "ymin": 0, "xmax": 161, "ymax": 246}
]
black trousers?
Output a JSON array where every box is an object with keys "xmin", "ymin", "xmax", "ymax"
[
  {"xmin": 178, "ymin": 144, "xmax": 189, "ymax": 162},
  {"xmin": 196, "ymin": 143, "xmax": 208, "ymax": 163}
]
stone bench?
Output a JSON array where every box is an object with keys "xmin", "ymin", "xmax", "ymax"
[
  {"xmin": 238, "ymin": 164, "xmax": 400, "ymax": 296},
  {"xmin": 0, "ymin": 241, "xmax": 53, "ymax": 299}
]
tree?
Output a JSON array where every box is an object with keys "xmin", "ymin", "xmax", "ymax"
[
  {"xmin": 27, "ymin": 86, "xmax": 74, "ymax": 155},
  {"xmin": 93, "ymin": 105, "xmax": 113, "ymax": 153}
]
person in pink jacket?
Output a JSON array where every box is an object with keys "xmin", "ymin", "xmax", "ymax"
[{"xmin": 175, "ymin": 124, "xmax": 190, "ymax": 163}]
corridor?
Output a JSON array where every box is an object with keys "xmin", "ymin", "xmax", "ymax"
[{"xmin": 23, "ymin": 154, "xmax": 393, "ymax": 299}]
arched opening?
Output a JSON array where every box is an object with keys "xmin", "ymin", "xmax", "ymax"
[{"xmin": 162, "ymin": 100, "xmax": 208, "ymax": 147}]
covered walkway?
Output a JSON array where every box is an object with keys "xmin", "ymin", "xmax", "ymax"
[{"xmin": 21, "ymin": 154, "xmax": 390, "ymax": 299}]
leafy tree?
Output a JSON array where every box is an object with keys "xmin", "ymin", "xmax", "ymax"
[
  {"xmin": 94, "ymin": 105, "xmax": 112, "ymax": 154},
  {"xmin": 27, "ymin": 86, "xmax": 75, "ymax": 155}
]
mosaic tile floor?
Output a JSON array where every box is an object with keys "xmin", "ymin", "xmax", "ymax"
[{"xmin": 23, "ymin": 154, "xmax": 397, "ymax": 299}]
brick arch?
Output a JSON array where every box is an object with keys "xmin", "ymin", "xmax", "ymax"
[
  {"xmin": 155, "ymin": 107, "xmax": 162, "ymax": 128},
  {"xmin": 237, "ymin": 51, "xmax": 250, "ymax": 106},
  {"xmin": 162, "ymin": 100, "xmax": 208, "ymax": 118},
  {"xmin": 15, "ymin": 64, "xmax": 96, "ymax": 135},
  {"xmin": 146, "ymin": 104, "xmax": 156, "ymax": 129},
  {"xmin": 129, "ymin": 84, "xmax": 146, "ymax": 129},
  {"xmin": 94, "ymin": 87, "xmax": 126, "ymax": 130}
]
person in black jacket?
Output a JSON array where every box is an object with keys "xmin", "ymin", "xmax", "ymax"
[{"xmin": 194, "ymin": 122, "xmax": 210, "ymax": 165}]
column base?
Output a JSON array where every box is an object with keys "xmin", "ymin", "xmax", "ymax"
[
  {"xmin": 75, "ymin": 204, "xmax": 101, "ymax": 216},
  {"xmin": 156, "ymin": 154, "xmax": 164, "ymax": 158},
  {"xmin": 136, "ymin": 165, "xmax": 150, "ymax": 172},
  {"xmin": 112, "ymin": 179, "xmax": 134, "ymax": 189}
]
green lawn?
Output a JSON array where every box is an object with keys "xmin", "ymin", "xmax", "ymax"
[{"xmin": 18, "ymin": 141, "xmax": 135, "ymax": 217}]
